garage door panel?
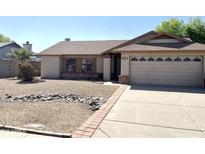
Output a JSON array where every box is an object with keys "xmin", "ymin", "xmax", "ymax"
[{"xmin": 130, "ymin": 56, "xmax": 202, "ymax": 87}]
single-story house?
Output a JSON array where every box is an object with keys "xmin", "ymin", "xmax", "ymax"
[{"xmin": 39, "ymin": 31, "xmax": 205, "ymax": 87}]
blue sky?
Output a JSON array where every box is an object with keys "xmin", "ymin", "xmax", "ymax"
[{"xmin": 0, "ymin": 16, "xmax": 205, "ymax": 52}]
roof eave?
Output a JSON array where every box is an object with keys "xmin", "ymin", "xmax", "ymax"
[{"xmin": 112, "ymin": 49, "xmax": 205, "ymax": 52}]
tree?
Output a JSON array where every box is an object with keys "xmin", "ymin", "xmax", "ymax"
[
  {"xmin": 185, "ymin": 17, "xmax": 205, "ymax": 44},
  {"xmin": 0, "ymin": 33, "xmax": 10, "ymax": 42},
  {"xmin": 10, "ymin": 48, "xmax": 32, "ymax": 63},
  {"xmin": 155, "ymin": 18, "xmax": 186, "ymax": 37},
  {"xmin": 155, "ymin": 17, "xmax": 205, "ymax": 44}
]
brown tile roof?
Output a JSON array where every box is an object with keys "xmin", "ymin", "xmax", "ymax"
[
  {"xmin": 39, "ymin": 40, "xmax": 127, "ymax": 55},
  {"xmin": 112, "ymin": 42, "xmax": 205, "ymax": 52},
  {"xmin": 38, "ymin": 31, "xmax": 205, "ymax": 56}
]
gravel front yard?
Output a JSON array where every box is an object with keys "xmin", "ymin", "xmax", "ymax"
[
  {"xmin": 0, "ymin": 78, "xmax": 119, "ymax": 133},
  {"xmin": 0, "ymin": 79, "xmax": 117, "ymax": 99}
]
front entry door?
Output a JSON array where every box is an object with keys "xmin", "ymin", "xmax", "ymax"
[{"xmin": 112, "ymin": 53, "xmax": 121, "ymax": 80}]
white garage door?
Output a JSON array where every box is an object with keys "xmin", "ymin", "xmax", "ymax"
[{"xmin": 130, "ymin": 56, "xmax": 203, "ymax": 87}]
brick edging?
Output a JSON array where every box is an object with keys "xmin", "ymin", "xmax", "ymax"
[{"xmin": 72, "ymin": 85, "xmax": 127, "ymax": 138}]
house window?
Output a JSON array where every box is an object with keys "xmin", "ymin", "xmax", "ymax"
[
  {"xmin": 165, "ymin": 57, "xmax": 172, "ymax": 61},
  {"xmin": 66, "ymin": 58, "xmax": 76, "ymax": 72},
  {"xmin": 82, "ymin": 58, "xmax": 94, "ymax": 72},
  {"xmin": 148, "ymin": 57, "xmax": 155, "ymax": 61},
  {"xmin": 139, "ymin": 57, "xmax": 146, "ymax": 61},
  {"xmin": 156, "ymin": 57, "xmax": 163, "ymax": 61}
]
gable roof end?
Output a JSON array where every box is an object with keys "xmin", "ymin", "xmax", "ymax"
[
  {"xmin": 0, "ymin": 41, "xmax": 22, "ymax": 49},
  {"xmin": 139, "ymin": 32, "xmax": 193, "ymax": 44}
]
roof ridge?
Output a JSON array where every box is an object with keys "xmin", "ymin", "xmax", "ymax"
[{"xmin": 61, "ymin": 40, "xmax": 128, "ymax": 42}]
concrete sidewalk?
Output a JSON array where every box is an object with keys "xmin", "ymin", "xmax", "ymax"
[{"xmin": 92, "ymin": 85, "xmax": 205, "ymax": 138}]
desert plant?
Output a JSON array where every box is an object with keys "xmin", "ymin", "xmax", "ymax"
[
  {"xmin": 18, "ymin": 63, "xmax": 34, "ymax": 81},
  {"xmin": 10, "ymin": 48, "xmax": 32, "ymax": 63},
  {"xmin": 10, "ymin": 48, "xmax": 34, "ymax": 81},
  {"xmin": 33, "ymin": 69, "xmax": 41, "ymax": 77}
]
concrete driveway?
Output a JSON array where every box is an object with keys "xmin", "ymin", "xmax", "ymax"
[{"xmin": 92, "ymin": 85, "xmax": 205, "ymax": 138}]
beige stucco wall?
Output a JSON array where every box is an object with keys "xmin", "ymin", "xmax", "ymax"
[
  {"xmin": 121, "ymin": 53, "xmax": 130, "ymax": 76},
  {"xmin": 103, "ymin": 57, "xmax": 110, "ymax": 81},
  {"xmin": 41, "ymin": 56, "xmax": 60, "ymax": 78}
]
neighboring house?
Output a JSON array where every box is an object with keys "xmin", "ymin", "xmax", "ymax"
[
  {"xmin": 0, "ymin": 42, "xmax": 22, "ymax": 60},
  {"xmin": 0, "ymin": 41, "xmax": 41, "ymax": 78},
  {"xmin": 0, "ymin": 41, "xmax": 40, "ymax": 61},
  {"xmin": 0, "ymin": 42, "xmax": 22, "ymax": 78},
  {"xmin": 39, "ymin": 31, "xmax": 205, "ymax": 87}
]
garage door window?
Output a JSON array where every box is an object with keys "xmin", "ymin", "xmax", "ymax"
[
  {"xmin": 165, "ymin": 57, "xmax": 172, "ymax": 61},
  {"xmin": 148, "ymin": 57, "xmax": 155, "ymax": 61},
  {"xmin": 131, "ymin": 56, "xmax": 202, "ymax": 63},
  {"xmin": 174, "ymin": 57, "xmax": 182, "ymax": 61},
  {"xmin": 156, "ymin": 57, "xmax": 163, "ymax": 61},
  {"xmin": 183, "ymin": 57, "xmax": 191, "ymax": 61},
  {"xmin": 131, "ymin": 57, "xmax": 138, "ymax": 61},
  {"xmin": 193, "ymin": 57, "xmax": 201, "ymax": 62},
  {"xmin": 139, "ymin": 57, "xmax": 146, "ymax": 61}
]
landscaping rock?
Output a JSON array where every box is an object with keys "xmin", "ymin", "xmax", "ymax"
[{"xmin": 0, "ymin": 93, "xmax": 106, "ymax": 111}]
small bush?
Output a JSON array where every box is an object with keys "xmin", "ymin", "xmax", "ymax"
[
  {"xmin": 33, "ymin": 69, "xmax": 41, "ymax": 77},
  {"xmin": 18, "ymin": 63, "xmax": 34, "ymax": 81}
]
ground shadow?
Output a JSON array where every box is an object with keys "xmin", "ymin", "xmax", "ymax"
[
  {"xmin": 130, "ymin": 84, "xmax": 205, "ymax": 94},
  {"xmin": 16, "ymin": 79, "xmax": 46, "ymax": 84},
  {"xmin": 16, "ymin": 81, "xmax": 37, "ymax": 84}
]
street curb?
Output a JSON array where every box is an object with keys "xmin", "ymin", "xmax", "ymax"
[
  {"xmin": 72, "ymin": 85, "xmax": 127, "ymax": 138},
  {"xmin": 0, "ymin": 125, "xmax": 72, "ymax": 138}
]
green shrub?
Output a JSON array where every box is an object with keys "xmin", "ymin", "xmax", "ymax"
[{"xmin": 18, "ymin": 63, "xmax": 34, "ymax": 81}]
